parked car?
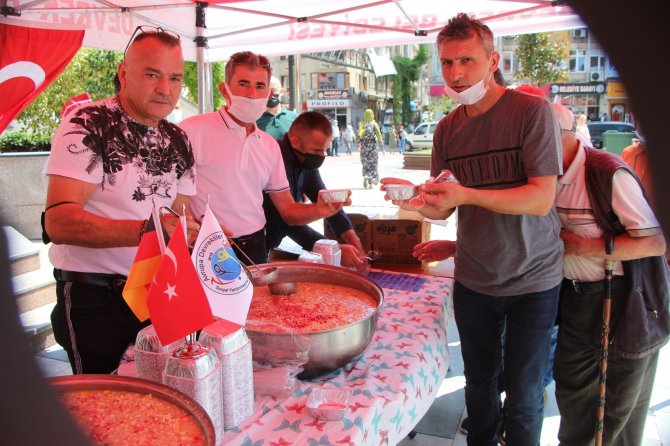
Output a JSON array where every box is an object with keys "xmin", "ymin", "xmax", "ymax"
[
  {"xmin": 587, "ymin": 121, "xmax": 639, "ymax": 149},
  {"xmin": 405, "ymin": 121, "xmax": 438, "ymax": 151}
]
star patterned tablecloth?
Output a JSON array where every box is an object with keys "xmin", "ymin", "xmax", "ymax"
[
  {"xmin": 220, "ymin": 269, "xmax": 454, "ymax": 446},
  {"xmin": 118, "ymin": 269, "xmax": 454, "ymax": 446}
]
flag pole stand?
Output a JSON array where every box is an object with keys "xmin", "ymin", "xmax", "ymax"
[{"xmin": 164, "ymin": 331, "xmax": 225, "ymax": 443}]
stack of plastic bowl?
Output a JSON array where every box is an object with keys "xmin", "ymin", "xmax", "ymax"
[
  {"xmin": 199, "ymin": 319, "xmax": 254, "ymax": 430},
  {"xmin": 312, "ymin": 239, "xmax": 342, "ymax": 266},
  {"xmin": 134, "ymin": 325, "xmax": 183, "ymax": 383}
]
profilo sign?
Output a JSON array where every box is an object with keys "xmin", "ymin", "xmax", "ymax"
[
  {"xmin": 307, "ymin": 99, "xmax": 351, "ymax": 108},
  {"xmin": 550, "ymin": 82, "xmax": 606, "ymax": 95}
]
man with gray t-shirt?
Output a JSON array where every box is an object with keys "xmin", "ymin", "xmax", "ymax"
[{"xmin": 383, "ymin": 14, "xmax": 563, "ymax": 445}]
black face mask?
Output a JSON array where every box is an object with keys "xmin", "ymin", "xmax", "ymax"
[
  {"xmin": 294, "ymin": 148, "xmax": 325, "ymax": 169},
  {"xmin": 266, "ymin": 93, "xmax": 280, "ymax": 108}
]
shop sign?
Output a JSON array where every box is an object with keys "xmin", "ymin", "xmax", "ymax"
[
  {"xmin": 316, "ymin": 89, "xmax": 350, "ymax": 100},
  {"xmin": 550, "ymin": 82, "xmax": 606, "ymax": 95},
  {"xmin": 607, "ymin": 81, "xmax": 627, "ymax": 97},
  {"xmin": 306, "ymin": 99, "xmax": 351, "ymax": 108}
]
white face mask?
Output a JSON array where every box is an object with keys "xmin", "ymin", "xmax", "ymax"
[
  {"xmin": 444, "ymin": 57, "xmax": 492, "ymax": 105},
  {"xmin": 223, "ymin": 84, "xmax": 268, "ymax": 123}
]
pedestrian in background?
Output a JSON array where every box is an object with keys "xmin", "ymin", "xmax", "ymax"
[
  {"xmin": 575, "ymin": 113, "xmax": 592, "ymax": 146},
  {"xmin": 330, "ymin": 119, "xmax": 340, "ymax": 156},
  {"xmin": 358, "ymin": 109, "xmax": 382, "ymax": 189},
  {"xmin": 398, "ymin": 124, "xmax": 408, "ymax": 154},
  {"xmin": 388, "ymin": 124, "xmax": 398, "ymax": 153},
  {"xmin": 342, "ymin": 123, "xmax": 355, "ymax": 155}
]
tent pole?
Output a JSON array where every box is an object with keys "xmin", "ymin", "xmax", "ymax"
[
  {"xmin": 195, "ymin": 2, "xmax": 208, "ymax": 114},
  {"xmin": 288, "ymin": 55, "xmax": 295, "ymax": 111}
]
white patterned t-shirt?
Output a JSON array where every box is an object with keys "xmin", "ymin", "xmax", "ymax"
[{"xmin": 45, "ymin": 97, "xmax": 196, "ymax": 275}]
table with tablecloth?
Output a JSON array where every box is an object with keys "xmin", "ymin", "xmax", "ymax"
[{"xmin": 121, "ymin": 268, "xmax": 454, "ymax": 446}]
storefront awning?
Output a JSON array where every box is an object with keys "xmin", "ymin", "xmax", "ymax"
[
  {"xmin": 430, "ymin": 84, "xmax": 447, "ymax": 96},
  {"xmin": 367, "ymin": 52, "xmax": 397, "ymax": 77}
]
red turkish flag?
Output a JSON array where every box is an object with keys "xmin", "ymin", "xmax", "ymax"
[
  {"xmin": 0, "ymin": 22, "xmax": 84, "ymax": 133},
  {"xmin": 147, "ymin": 220, "xmax": 214, "ymax": 345}
]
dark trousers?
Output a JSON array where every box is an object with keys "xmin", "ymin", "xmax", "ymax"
[
  {"xmin": 454, "ymin": 281, "xmax": 560, "ymax": 446},
  {"xmin": 332, "ymin": 137, "xmax": 339, "ymax": 155},
  {"xmin": 232, "ymin": 228, "xmax": 268, "ymax": 265},
  {"xmin": 555, "ymin": 278, "xmax": 659, "ymax": 446},
  {"xmin": 50, "ymin": 274, "xmax": 148, "ymax": 374}
]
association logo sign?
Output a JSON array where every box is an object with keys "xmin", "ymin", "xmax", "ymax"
[{"xmin": 193, "ymin": 232, "xmax": 250, "ymax": 295}]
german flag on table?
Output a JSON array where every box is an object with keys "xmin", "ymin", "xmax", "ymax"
[{"xmin": 123, "ymin": 210, "xmax": 166, "ymax": 321}]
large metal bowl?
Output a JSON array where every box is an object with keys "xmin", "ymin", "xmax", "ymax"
[
  {"xmin": 247, "ymin": 262, "xmax": 383, "ymax": 379},
  {"xmin": 49, "ymin": 375, "xmax": 216, "ymax": 446}
]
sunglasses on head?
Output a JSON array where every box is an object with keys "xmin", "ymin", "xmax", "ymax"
[{"xmin": 124, "ymin": 25, "xmax": 181, "ymax": 58}]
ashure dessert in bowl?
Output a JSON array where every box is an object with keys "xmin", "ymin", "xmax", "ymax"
[
  {"xmin": 245, "ymin": 262, "xmax": 383, "ymax": 379},
  {"xmin": 50, "ymin": 375, "xmax": 216, "ymax": 446}
]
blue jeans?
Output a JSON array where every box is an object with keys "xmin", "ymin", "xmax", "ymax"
[
  {"xmin": 454, "ymin": 281, "xmax": 560, "ymax": 446},
  {"xmin": 543, "ymin": 325, "xmax": 559, "ymax": 387}
]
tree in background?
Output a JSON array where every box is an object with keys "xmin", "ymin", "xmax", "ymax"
[
  {"xmin": 11, "ymin": 49, "xmax": 226, "ymax": 143},
  {"xmin": 183, "ymin": 61, "xmax": 225, "ymax": 110},
  {"xmin": 515, "ymin": 33, "xmax": 568, "ymax": 86},
  {"xmin": 15, "ymin": 48, "xmax": 121, "ymax": 137},
  {"xmin": 391, "ymin": 44, "xmax": 429, "ymax": 126},
  {"xmin": 426, "ymin": 95, "xmax": 457, "ymax": 122}
]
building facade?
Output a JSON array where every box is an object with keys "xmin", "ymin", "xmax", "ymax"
[
  {"xmin": 270, "ymin": 45, "xmax": 418, "ymax": 132},
  {"xmin": 429, "ymin": 28, "xmax": 632, "ymax": 123}
]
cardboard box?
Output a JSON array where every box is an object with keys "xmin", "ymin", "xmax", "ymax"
[
  {"xmin": 324, "ymin": 212, "xmax": 374, "ymax": 253},
  {"xmin": 372, "ymin": 218, "xmax": 431, "ymax": 264}
]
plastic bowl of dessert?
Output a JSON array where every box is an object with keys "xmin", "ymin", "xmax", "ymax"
[
  {"xmin": 385, "ymin": 184, "xmax": 419, "ymax": 200},
  {"xmin": 318, "ymin": 189, "xmax": 350, "ymax": 204}
]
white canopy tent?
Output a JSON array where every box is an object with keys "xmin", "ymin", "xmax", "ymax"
[{"xmin": 2, "ymin": 0, "xmax": 584, "ymax": 110}]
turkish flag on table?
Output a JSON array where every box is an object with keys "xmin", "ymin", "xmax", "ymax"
[
  {"xmin": 0, "ymin": 22, "xmax": 84, "ymax": 133},
  {"xmin": 147, "ymin": 220, "xmax": 214, "ymax": 345}
]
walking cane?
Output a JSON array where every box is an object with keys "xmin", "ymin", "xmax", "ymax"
[{"xmin": 595, "ymin": 235, "xmax": 615, "ymax": 446}]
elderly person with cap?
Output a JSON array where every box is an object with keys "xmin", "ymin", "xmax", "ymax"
[{"xmin": 552, "ymin": 102, "xmax": 668, "ymax": 446}]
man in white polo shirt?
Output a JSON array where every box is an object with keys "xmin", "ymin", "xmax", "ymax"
[{"xmin": 180, "ymin": 51, "xmax": 347, "ymax": 264}]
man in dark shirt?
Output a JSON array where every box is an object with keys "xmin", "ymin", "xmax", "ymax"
[{"xmin": 263, "ymin": 111, "xmax": 367, "ymax": 271}]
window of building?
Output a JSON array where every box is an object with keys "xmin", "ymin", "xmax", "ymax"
[
  {"xmin": 589, "ymin": 50, "xmax": 606, "ymax": 72},
  {"xmin": 311, "ymin": 72, "xmax": 347, "ymax": 90},
  {"xmin": 502, "ymin": 50, "xmax": 514, "ymax": 74},
  {"xmin": 570, "ymin": 49, "xmax": 587, "ymax": 73}
]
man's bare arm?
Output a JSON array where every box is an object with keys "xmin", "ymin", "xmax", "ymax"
[{"xmin": 44, "ymin": 175, "xmax": 146, "ymax": 247}]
